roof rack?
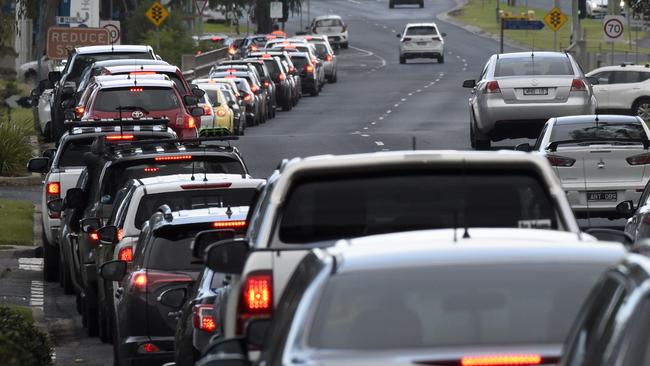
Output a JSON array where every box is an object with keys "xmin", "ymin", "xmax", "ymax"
[
  {"xmin": 64, "ymin": 118, "xmax": 169, "ymax": 131},
  {"xmin": 105, "ymin": 135, "xmax": 238, "ymax": 150}
]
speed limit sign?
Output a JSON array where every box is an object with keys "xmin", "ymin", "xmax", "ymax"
[{"xmin": 603, "ymin": 15, "xmax": 625, "ymax": 42}]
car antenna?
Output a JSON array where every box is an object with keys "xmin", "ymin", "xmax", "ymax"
[
  {"xmin": 453, "ymin": 212, "xmax": 458, "ymax": 242},
  {"xmin": 582, "ymin": 157, "xmax": 592, "ymax": 229},
  {"xmin": 412, "ymin": 136, "xmax": 417, "ymax": 151},
  {"xmin": 190, "ymin": 160, "xmax": 196, "ymax": 181},
  {"xmin": 462, "ymin": 159, "xmax": 470, "ymax": 239},
  {"xmin": 203, "ymin": 167, "xmax": 208, "ymax": 182}
]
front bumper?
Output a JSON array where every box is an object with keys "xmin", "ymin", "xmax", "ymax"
[{"xmin": 327, "ymin": 34, "xmax": 348, "ymax": 44}]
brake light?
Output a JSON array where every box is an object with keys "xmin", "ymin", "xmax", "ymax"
[
  {"xmin": 106, "ymin": 134, "xmax": 134, "ymax": 141},
  {"xmin": 228, "ymin": 47, "xmax": 236, "ymax": 55},
  {"xmin": 193, "ymin": 304, "xmax": 216, "ymax": 333},
  {"xmin": 571, "ymin": 79, "xmax": 587, "ymax": 92},
  {"xmin": 47, "ymin": 182, "xmax": 60, "ymax": 195},
  {"xmin": 90, "ymin": 232, "xmax": 99, "ymax": 241},
  {"xmin": 216, "ymin": 108, "xmax": 227, "ymax": 117},
  {"xmin": 144, "ymin": 167, "xmax": 160, "ymax": 172},
  {"xmin": 305, "ymin": 64, "xmax": 314, "ymax": 73},
  {"xmin": 180, "ymin": 182, "xmax": 232, "ymax": 189},
  {"xmin": 250, "ymin": 44, "xmax": 258, "ymax": 51},
  {"xmin": 118, "ymin": 246, "xmax": 133, "ymax": 262},
  {"xmin": 186, "ymin": 116, "xmax": 196, "ymax": 128},
  {"xmin": 130, "ymin": 270, "xmax": 192, "ymax": 293},
  {"xmin": 212, "ymin": 220, "xmax": 247, "ymax": 229},
  {"xmin": 304, "ymin": 36, "xmax": 312, "ymax": 40},
  {"xmin": 547, "ymin": 154, "xmax": 576, "ymax": 167},
  {"xmin": 627, "ymin": 153, "xmax": 650, "ymax": 165},
  {"xmin": 139, "ymin": 343, "xmax": 159, "ymax": 353},
  {"xmin": 154, "ymin": 155, "xmax": 192, "ymax": 161},
  {"xmin": 211, "ymin": 36, "xmax": 223, "ymax": 42},
  {"xmin": 129, "ymin": 71, "xmax": 156, "ymax": 75},
  {"xmin": 130, "ymin": 87, "xmax": 143, "ymax": 92},
  {"xmin": 485, "ymin": 80, "xmax": 501, "ymax": 93},
  {"xmin": 278, "ymin": 73, "xmax": 286, "ymax": 81},
  {"xmin": 250, "ymin": 84, "xmax": 259, "ymax": 93},
  {"xmin": 325, "ymin": 54, "xmax": 332, "ymax": 61},
  {"xmin": 263, "ymin": 80, "xmax": 270, "ymax": 88},
  {"xmin": 243, "ymin": 94, "xmax": 252, "ymax": 102},
  {"xmin": 461, "ymin": 354, "xmax": 542, "ymax": 366},
  {"xmin": 237, "ymin": 271, "xmax": 272, "ymax": 334},
  {"xmin": 74, "ymin": 106, "xmax": 85, "ymax": 118},
  {"xmin": 203, "ymin": 104, "xmax": 213, "ymax": 116}
]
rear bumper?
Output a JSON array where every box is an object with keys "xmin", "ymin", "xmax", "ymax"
[
  {"xmin": 400, "ymin": 44, "xmax": 443, "ymax": 57},
  {"xmin": 564, "ymin": 183, "xmax": 644, "ymax": 215}
]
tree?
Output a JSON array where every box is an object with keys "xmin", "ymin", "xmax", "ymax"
[
  {"xmin": 630, "ymin": 0, "xmax": 650, "ymax": 18},
  {"xmin": 209, "ymin": 0, "xmax": 303, "ymax": 34}
]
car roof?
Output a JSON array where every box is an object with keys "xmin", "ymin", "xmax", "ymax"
[
  {"xmin": 496, "ymin": 51, "xmax": 569, "ymax": 59},
  {"xmin": 97, "ymin": 78, "xmax": 175, "ymax": 89},
  {"xmin": 288, "ymin": 52, "xmax": 309, "ymax": 58},
  {"xmin": 587, "ymin": 64, "xmax": 650, "ymax": 74},
  {"xmin": 328, "ymin": 228, "xmax": 625, "ymax": 274},
  {"xmin": 314, "ymin": 14, "xmax": 343, "ymax": 20},
  {"xmin": 76, "ymin": 45, "xmax": 152, "ymax": 54},
  {"xmin": 553, "ymin": 114, "xmax": 642, "ymax": 125},
  {"xmin": 103, "ymin": 64, "xmax": 182, "ymax": 73},
  {"xmin": 134, "ymin": 173, "xmax": 263, "ymax": 192},
  {"xmin": 91, "ymin": 59, "xmax": 168, "ymax": 68}
]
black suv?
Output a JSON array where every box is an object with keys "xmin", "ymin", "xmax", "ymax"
[{"xmin": 53, "ymin": 137, "xmax": 248, "ymax": 341}]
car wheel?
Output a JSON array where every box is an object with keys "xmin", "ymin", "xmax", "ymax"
[
  {"xmin": 311, "ymin": 85, "xmax": 320, "ymax": 97},
  {"xmin": 438, "ymin": 55, "xmax": 445, "ymax": 64},
  {"xmin": 341, "ymin": 42, "xmax": 349, "ymax": 49},
  {"xmin": 282, "ymin": 101, "xmax": 292, "ymax": 111},
  {"xmin": 59, "ymin": 247, "xmax": 74, "ymax": 294},
  {"xmin": 634, "ymin": 98, "xmax": 650, "ymax": 121},
  {"xmin": 43, "ymin": 232, "xmax": 59, "ymax": 282},
  {"xmin": 400, "ymin": 55, "xmax": 406, "ymax": 64},
  {"xmin": 84, "ymin": 297, "xmax": 99, "ymax": 337}
]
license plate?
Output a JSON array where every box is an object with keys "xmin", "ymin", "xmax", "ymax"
[
  {"xmin": 416, "ymin": 42, "xmax": 428, "ymax": 46},
  {"xmin": 523, "ymin": 88, "xmax": 548, "ymax": 95},
  {"xmin": 587, "ymin": 191, "xmax": 617, "ymax": 201}
]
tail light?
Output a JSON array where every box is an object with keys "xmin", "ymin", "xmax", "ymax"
[
  {"xmin": 250, "ymin": 44, "xmax": 258, "ymax": 51},
  {"xmin": 461, "ymin": 354, "xmax": 542, "ymax": 366},
  {"xmin": 202, "ymin": 104, "xmax": 213, "ymax": 116},
  {"xmin": 186, "ymin": 116, "xmax": 196, "ymax": 129},
  {"xmin": 305, "ymin": 64, "xmax": 314, "ymax": 73},
  {"xmin": 278, "ymin": 73, "xmax": 286, "ymax": 81},
  {"xmin": 129, "ymin": 269, "xmax": 192, "ymax": 293},
  {"xmin": 237, "ymin": 271, "xmax": 272, "ymax": 334},
  {"xmin": 212, "ymin": 220, "xmax": 247, "ymax": 229},
  {"xmin": 74, "ymin": 106, "xmax": 85, "ymax": 118},
  {"xmin": 402, "ymin": 37, "xmax": 412, "ymax": 42},
  {"xmin": 106, "ymin": 134, "xmax": 134, "ymax": 141},
  {"xmin": 216, "ymin": 108, "xmax": 227, "ymax": 117},
  {"xmin": 144, "ymin": 167, "xmax": 160, "ymax": 172},
  {"xmin": 485, "ymin": 80, "xmax": 501, "ymax": 93},
  {"xmin": 243, "ymin": 94, "xmax": 253, "ymax": 102},
  {"xmin": 250, "ymin": 84, "xmax": 259, "ymax": 93},
  {"xmin": 130, "ymin": 87, "xmax": 143, "ymax": 92},
  {"xmin": 325, "ymin": 54, "xmax": 333, "ymax": 61},
  {"xmin": 263, "ymin": 80, "xmax": 270, "ymax": 88},
  {"xmin": 228, "ymin": 47, "xmax": 236, "ymax": 55},
  {"xmin": 118, "ymin": 246, "xmax": 133, "ymax": 262},
  {"xmin": 571, "ymin": 79, "xmax": 587, "ymax": 92},
  {"xmin": 193, "ymin": 304, "xmax": 216, "ymax": 333},
  {"xmin": 627, "ymin": 153, "xmax": 650, "ymax": 165},
  {"xmin": 547, "ymin": 155, "xmax": 576, "ymax": 167},
  {"xmin": 89, "ymin": 232, "xmax": 99, "ymax": 247},
  {"xmin": 138, "ymin": 343, "xmax": 160, "ymax": 354},
  {"xmin": 46, "ymin": 182, "xmax": 60, "ymax": 219}
]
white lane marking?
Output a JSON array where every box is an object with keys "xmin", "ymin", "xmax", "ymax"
[
  {"xmin": 360, "ymin": 64, "xmax": 367, "ymax": 67},
  {"xmin": 416, "ymin": 89, "xmax": 422, "ymax": 92},
  {"xmin": 347, "ymin": 0, "xmax": 361, "ymax": 4},
  {"xmin": 408, "ymin": 92, "xmax": 413, "ymax": 96},
  {"xmin": 435, "ymin": 79, "xmax": 440, "ymax": 82},
  {"xmin": 424, "ymin": 85, "xmax": 429, "ymax": 88},
  {"xmin": 401, "ymin": 98, "xmax": 407, "ymax": 101},
  {"xmin": 363, "ymin": 127, "xmax": 369, "ymax": 130},
  {"xmin": 463, "ymin": 68, "xmax": 467, "ymax": 71},
  {"xmin": 386, "ymin": 110, "xmax": 392, "ymax": 114},
  {"xmin": 361, "ymin": 134, "xmax": 370, "ymax": 137},
  {"xmin": 462, "ymin": 58, "xmax": 466, "ymax": 62},
  {"xmin": 382, "ymin": 25, "xmax": 387, "ymax": 29},
  {"xmin": 375, "ymin": 141, "xmax": 385, "ymax": 146},
  {"xmin": 30, "ymin": 280, "xmax": 44, "ymax": 310},
  {"xmin": 379, "ymin": 116, "xmax": 385, "ymax": 120},
  {"xmin": 19, "ymin": 258, "xmax": 43, "ymax": 272},
  {"xmin": 391, "ymin": 29, "xmax": 396, "ymax": 33},
  {"xmin": 371, "ymin": 121, "xmax": 376, "ymax": 125},
  {"xmin": 394, "ymin": 103, "xmax": 399, "ymax": 107},
  {"xmin": 349, "ymin": 45, "xmax": 387, "ymax": 68}
]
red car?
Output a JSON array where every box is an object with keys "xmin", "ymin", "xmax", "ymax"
[{"xmin": 79, "ymin": 77, "xmax": 202, "ymax": 138}]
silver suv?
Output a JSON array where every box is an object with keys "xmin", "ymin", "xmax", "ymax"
[{"xmin": 463, "ymin": 52, "xmax": 596, "ymax": 149}]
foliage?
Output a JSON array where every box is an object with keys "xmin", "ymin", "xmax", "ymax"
[
  {"xmin": 0, "ymin": 115, "xmax": 33, "ymax": 176},
  {"xmin": 0, "ymin": 305, "xmax": 53, "ymax": 366},
  {"xmin": 630, "ymin": 0, "xmax": 650, "ymax": 18},
  {"xmin": 208, "ymin": 0, "xmax": 303, "ymax": 33},
  {"xmin": 0, "ymin": 199, "xmax": 34, "ymax": 245}
]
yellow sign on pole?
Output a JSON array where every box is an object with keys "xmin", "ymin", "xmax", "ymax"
[
  {"xmin": 145, "ymin": 2, "xmax": 169, "ymax": 27},
  {"xmin": 543, "ymin": 7, "xmax": 568, "ymax": 32}
]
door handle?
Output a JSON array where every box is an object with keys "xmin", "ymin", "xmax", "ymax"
[{"xmin": 167, "ymin": 311, "xmax": 182, "ymax": 319}]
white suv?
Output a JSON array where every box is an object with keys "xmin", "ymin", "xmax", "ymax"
[
  {"xmin": 587, "ymin": 64, "xmax": 650, "ymax": 121},
  {"xmin": 398, "ymin": 23, "xmax": 446, "ymax": 64},
  {"xmin": 308, "ymin": 15, "xmax": 349, "ymax": 49}
]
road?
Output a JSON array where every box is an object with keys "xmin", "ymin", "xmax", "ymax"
[{"xmin": 0, "ymin": 0, "xmax": 624, "ymax": 365}]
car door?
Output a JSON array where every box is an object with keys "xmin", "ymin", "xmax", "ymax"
[
  {"xmin": 590, "ymin": 71, "xmax": 611, "ymax": 109},
  {"xmin": 607, "ymin": 71, "xmax": 644, "ymax": 111},
  {"xmin": 611, "ymin": 291, "xmax": 650, "ymax": 366},
  {"xmin": 625, "ymin": 179, "xmax": 650, "ymax": 240}
]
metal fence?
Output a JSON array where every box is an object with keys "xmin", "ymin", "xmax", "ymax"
[{"xmin": 181, "ymin": 47, "xmax": 230, "ymax": 81}]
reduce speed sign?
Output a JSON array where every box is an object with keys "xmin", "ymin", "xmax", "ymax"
[{"xmin": 603, "ymin": 15, "xmax": 625, "ymax": 42}]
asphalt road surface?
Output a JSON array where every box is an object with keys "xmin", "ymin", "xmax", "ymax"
[{"xmin": 0, "ymin": 0, "xmax": 625, "ymax": 365}]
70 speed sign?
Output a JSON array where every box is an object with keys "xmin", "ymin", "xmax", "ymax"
[{"xmin": 603, "ymin": 15, "xmax": 625, "ymax": 42}]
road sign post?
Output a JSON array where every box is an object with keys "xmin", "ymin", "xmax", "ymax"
[
  {"xmin": 603, "ymin": 15, "xmax": 625, "ymax": 65},
  {"xmin": 544, "ymin": 6, "xmax": 568, "ymax": 51},
  {"xmin": 145, "ymin": 2, "xmax": 170, "ymax": 51}
]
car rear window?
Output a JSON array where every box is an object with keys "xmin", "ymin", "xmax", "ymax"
[
  {"xmin": 309, "ymin": 263, "xmax": 605, "ymax": 349},
  {"xmin": 279, "ymin": 170, "xmax": 557, "ymax": 244},
  {"xmin": 312, "ymin": 44, "xmax": 329, "ymax": 58},
  {"xmin": 405, "ymin": 26, "xmax": 438, "ymax": 35},
  {"xmin": 550, "ymin": 121, "xmax": 646, "ymax": 142},
  {"xmin": 290, "ymin": 56, "xmax": 309, "ymax": 69},
  {"xmin": 204, "ymin": 89, "xmax": 223, "ymax": 105},
  {"xmin": 496, "ymin": 57, "xmax": 574, "ymax": 77},
  {"xmin": 59, "ymin": 137, "xmax": 94, "ymax": 166},
  {"xmin": 134, "ymin": 188, "xmax": 256, "ymax": 229},
  {"xmin": 69, "ymin": 52, "xmax": 152, "ymax": 80},
  {"xmin": 315, "ymin": 19, "xmax": 343, "ymax": 27},
  {"xmin": 147, "ymin": 226, "xmax": 207, "ymax": 271},
  {"xmin": 94, "ymin": 87, "xmax": 180, "ymax": 112}
]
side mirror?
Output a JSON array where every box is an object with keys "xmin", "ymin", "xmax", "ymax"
[
  {"xmin": 246, "ymin": 319, "xmax": 270, "ymax": 348},
  {"xmin": 26, "ymin": 157, "xmax": 50, "ymax": 173},
  {"xmin": 47, "ymin": 198, "xmax": 64, "ymax": 213},
  {"xmin": 228, "ymin": 100, "xmax": 236, "ymax": 107},
  {"xmin": 616, "ymin": 200, "xmax": 635, "ymax": 219},
  {"xmin": 190, "ymin": 107, "xmax": 204, "ymax": 117},
  {"xmin": 441, "ymin": 32, "xmax": 447, "ymax": 37},
  {"xmin": 191, "ymin": 229, "xmax": 236, "ymax": 259},
  {"xmin": 205, "ymin": 239, "xmax": 250, "ymax": 274},
  {"xmin": 586, "ymin": 76, "xmax": 599, "ymax": 85},
  {"xmin": 585, "ymin": 228, "xmax": 634, "ymax": 247},
  {"xmin": 64, "ymin": 187, "xmax": 86, "ymax": 210},
  {"xmin": 48, "ymin": 71, "xmax": 61, "ymax": 82},
  {"xmin": 192, "ymin": 88, "xmax": 206, "ymax": 98},
  {"xmin": 99, "ymin": 260, "xmax": 127, "ymax": 282},
  {"xmin": 184, "ymin": 95, "xmax": 199, "ymax": 106},
  {"xmin": 514, "ymin": 143, "xmax": 532, "ymax": 152},
  {"xmin": 80, "ymin": 217, "xmax": 101, "ymax": 233},
  {"xmin": 98, "ymin": 225, "xmax": 119, "ymax": 245},
  {"xmin": 158, "ymin": 287, "xmax": 187, "ymax": 308},
  {"xmin": 60, "ymin": 99, "xmax": 75, "ymax": 109},
  {"xmin": 462, "ymin": 79, "xmax": 477, "ymax": 88},
  {"xmin": 42, "ymin": 148, "xmax": 57, "ymax": 160},
  {"xmin": 61, "ymin": 86, "xmax": 75, "ymax": 96}
]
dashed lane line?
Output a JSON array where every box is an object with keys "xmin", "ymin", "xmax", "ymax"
[
  {"xmin": 19, "ymin": 257, "xmax": 43, "ymax": 272},
  {"xmin": 375, "ymin": 141, "xmax": 385, "ymax": 146},
  {"xmin": 30, "ymin": 280, "xmax": 44, "ymax": 310}
]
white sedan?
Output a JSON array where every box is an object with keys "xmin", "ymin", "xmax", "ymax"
[{"xmin": 518, "ymin": 114, "xmax": 650, "ymax": 218}]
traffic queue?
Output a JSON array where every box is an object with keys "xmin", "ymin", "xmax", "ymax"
[{"xmin": 24, "ymin": 23, "xmax": 650, "ymax": 366}]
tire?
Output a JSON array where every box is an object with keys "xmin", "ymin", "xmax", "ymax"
[
  {"xmin": 400, "ymin": 55, "xmax": 406, "ymax": 64},
  {"xmin": 43, "ymin": 232, "xmax": 59, "ymax": 282},
  {"xmin": 633, "ymin": 98, "xmax": 650, "ymax": 121},
  {"xmin": 311, "ymin": 85, "xmax": 320, "ymax": 97},
  {"xmin": 84, "ymin": 296, "xmax": 99, "ymax": 337},
  {"xmin": 59, "ymin": 247, "xmax": 74, "ymax": 294},
  {"xmin": 97, "ymin": 282, "xmax": 112, "ymax": 343},
  {"xmin": 341, "ymin": 42, "xmax": 349, "ymax": 49},
  {"xmin": 438, "ymin": 55, "xmax": 444, "ymax": 63}
]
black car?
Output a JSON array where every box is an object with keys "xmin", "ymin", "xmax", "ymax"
[
  {"xmin": 221, "ymin": 59, "xmax": 278, "ymax": 119},
  {"xmin": 247, "ymin": 54, "xmax": 293, "ymax": 111},
  {"xmin": 250, "ymin": 51, "xmax": 301, "ymax": 107},
  {"xmin": 53, "ymin": 137, "xmax": 249, "ymax": 341},
  {"xmin": 99, "ymin": 207, "xmax": 248, "ymax": 366},
  {"xmin": 561, "ymin": 247, "xmax": 650, "ymax": 366},
  {"xmin": 389, "ymin": 0, "xmax": 423, "ymax": 8},
  {"xmin": 49, "ymin": 45, "xmax": 157, "ymax": 140},
  {"xmin": 289, "ymin": 52, "xmax": 320, "ymax": 96}
]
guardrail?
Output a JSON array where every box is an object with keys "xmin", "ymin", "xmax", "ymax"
[{"xmin": 181, "ymin": 47, "xmax": 230, "ymax": 81}]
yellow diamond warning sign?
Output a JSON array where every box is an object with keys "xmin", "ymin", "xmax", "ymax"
[
  {"xmin": 543, "ymin": 7, "xmax": 568, "ymax": 32},
  {"xmin": 145, "ymin": 2, "xmax": 169, "ymax": 27}
]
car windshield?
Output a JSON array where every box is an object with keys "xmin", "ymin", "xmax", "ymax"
[
  {"xmin": 279, "ymin": 170, "xmax": 558, "ymax": 244},
  {"xmin": 147, "ymin": 226, "xmax": 208, "ymax": 271},
  {"xmin": 406, "ymin": 26, "xmax": 438, "ymax": 36},
  {"xmin": 94, "ymin": 87, "xmax": 180, "ymax": 112},
  {"xmin": 315, "ymin": 19, "xmax": 342, "ymax": 27},
  {"xmin": 495, "ymin": 57, "xmax": 574, "ymax": 76},
  {"xmin": 134, "ymin": 189, "xmax": 256, "ymax": 229},
  {"xmin": 550, "ymin": 122, "xmax": 646, "ymax": 142},
  {"xmin": 309, "ymin": 263, "xmax": 605, "ymax": 349}
]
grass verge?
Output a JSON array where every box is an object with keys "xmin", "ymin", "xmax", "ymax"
[
  {"xmin": 203, "ymin": 22, "xmax": 251, "ymax": 35},
  {"xmin": 0, "ymin": 199, "xmax": 33, "ymax": 246},
  {"xmin": 451, "ymin": 0, "xmax": 650, "ymax": 54},
  {"xmin": 3, "ymin": 305, "xmax": 34, "ymax": 323}
]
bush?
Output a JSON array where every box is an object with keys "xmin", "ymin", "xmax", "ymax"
[
  {"xmin": 0, "ymin": 306, "xmax": 53, "ymax": 366},
  {"xmin": 0, "ymin": 117, "xmax": 33, "ymax": 176}
]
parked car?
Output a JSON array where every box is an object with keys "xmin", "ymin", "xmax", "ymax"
[{"xmin": 587, "ymin": 64, "xmax": 650, "ymax": 121}]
